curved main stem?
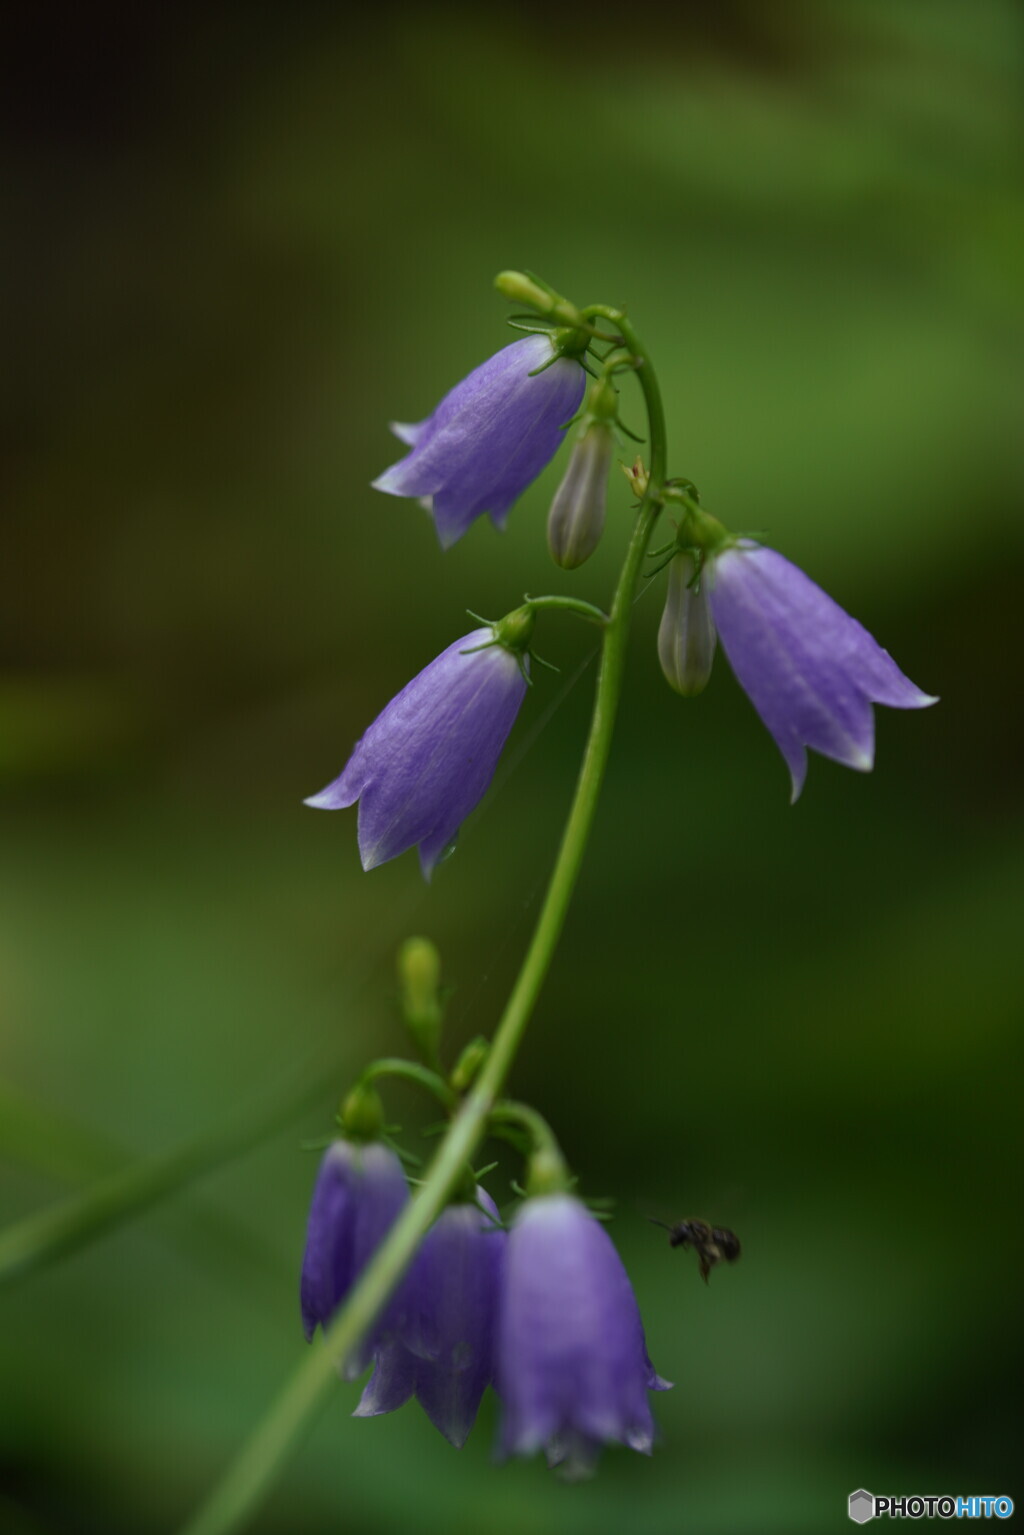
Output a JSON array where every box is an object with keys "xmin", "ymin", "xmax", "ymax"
[{"xmin": 178, "ymin": 309, "xmax": 666, "ymax": 1535}]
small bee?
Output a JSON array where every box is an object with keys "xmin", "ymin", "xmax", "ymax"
[{"xmin": 651, "ymin": 1217, "xmax": 742, "ymax": 1283}]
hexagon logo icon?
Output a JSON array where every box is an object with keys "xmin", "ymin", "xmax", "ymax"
[{"xmin": 848, "ymin": 1489, "xmax": 875, "ymax": 1523}]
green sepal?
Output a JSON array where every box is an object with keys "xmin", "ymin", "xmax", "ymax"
[
  {"xmin": 338, "ymin": 1083, "xmax": 385, "ymax": 1143},
  {"xmin": 524, "ymin": 1145, "xmax": 573, "ymax": 1196},
  {"xmin": 491, "ymin": 604, "xmax": 536, "ymax": 655},
  {"xmin": 380, "ymin": 1133, "xmax": 421, "ymax": 1169}
]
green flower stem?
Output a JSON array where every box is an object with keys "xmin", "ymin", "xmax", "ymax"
[
  {"xmin": 487, "ymin": 1100, "xmax": 564, "ymax": 1162},
  {"xmin": 583, "ymin": 307, "xmax": 668, "ymax": 471},
  {"xmin": 523, "ymin": 594, "xmax": 608, "ymax": 625},
  {"xmin": 176, "ymin": 308, "xmax": 667, "ymax": 1535},
  {"xmin": 360, "ymin": 1059, "xmax": 458, "ymax": 1114}
]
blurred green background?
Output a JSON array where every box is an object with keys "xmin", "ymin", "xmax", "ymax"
[{"xmin": 2, "ymin": 2, "xmax": 1022, "ymax": 1531}]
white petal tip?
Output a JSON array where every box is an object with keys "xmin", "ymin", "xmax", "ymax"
[
  {"xmin": 433, "ymin": 522, "xmax": 464, "ymax": 552},
  {"xmin": 435, "ymin": 1425, "xmax": 469, "ymax": 1450},
  {"xmin": 371, "ymin": 469, "xmax": 406, "ymax": 496}
]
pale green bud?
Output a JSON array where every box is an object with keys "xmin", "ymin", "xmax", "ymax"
[
  {"xmin": 397, "ymin": 936, "xmax": 443, "ymax": 1064},
  {"xmin": 547, "ymin": 421, "xmax": 614, "ymax": 570},
  {"xmin": 494, "ymin": 270, "xmax": 583, "ymax": 328},
  {"xmin": 450, "ymin": 1036, "xmax": 490, "ymax": 1093},
  {"xmin": 657, "ymin": 553, "xmax": 717, "ymax": 697}
]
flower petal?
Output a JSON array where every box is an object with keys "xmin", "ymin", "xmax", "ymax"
[
  {"xmin": 709, "ymin": 544, "xmax": 935, "ymax": 800},
  {"xmin": 307, "ymin": 631, "xmax": 527, "ymax": 876},
  {"xmin": 496, "ymin": 1194, "xmax": 666, "ymax": 1468},
  {"xmin": 300, "ymin": 1144, "xmax": 357, "ymax": 1342},
  {"xmin": 403, "ymin": 1189, "xmax": 505, "ymax": 1447},
  {"xmin": 298, "ymin": 1141, "xmax": 409, "ymax": 1378},
  {"xmin": 373, "ymin": 335, "xmax": 585, "ymax": 546},
  {"xmin": 353, "ymin": 1342, "xmax": 418, "ymax": 1418},
  {"xmin": 389, "ymin": 419, "xmax": 428, "ymax": 447}
]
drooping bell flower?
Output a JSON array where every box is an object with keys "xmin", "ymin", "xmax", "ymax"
[
  {"xmin": 354, "ymin": 1189, "xmax": 505, "ymax": 1447},
  {"xmin": 305, "ymin": 611, "xmax": 533, "ymax": 878},
  {"xmin": 496, "ymin": 1193, "xmax": 671, "ymax": 1479},
  {"xmin": 706, "ymin": 541, "xmax": 937, "ymax": 800},
  {"xmin": 300, "ymin": 1138, "xmax": 409, "ymax": 1380},
  {"xmin": 372, "ymin": 334, "xmax": 587, "ymax": 549}
]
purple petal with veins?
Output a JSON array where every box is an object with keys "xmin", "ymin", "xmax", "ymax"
[
  {"xmin": 373, "ymin": 335, "xmax": 586, "ymax": 549},
  {"xmin": 708, "ymin": 543, "xmax": 936, "ymax": 800},
  {"xmin": 306, "ymin": 631, "xmax": 527, "ymax": 878},
  {"xmin": 495, "ymin": 1194, "xmax": 670, "ymax": 1476}
]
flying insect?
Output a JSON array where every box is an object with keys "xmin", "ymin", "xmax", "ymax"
[{"xmin": 651, "ymin": 1217, "xmax": 741, "ymax": 1283}]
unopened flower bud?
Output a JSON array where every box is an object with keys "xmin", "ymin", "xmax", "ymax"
[
  {"xmin": 450, "ymin": 1035, "xmax": 490, "ymax": 1093},
  {"xmin": 548, "ymin": 421, "xmax": 614, "ymax": 569},
  {"xmin": 397, "ymin": 937, "xmax": 443, "ymax": 1065},
  {"xmin": 657, "ymin": 553, "xmax": 717, "ymax": 697},
  {"xmin": 494, "ymin": 270, "xmax": 583, "ymax": 329}
]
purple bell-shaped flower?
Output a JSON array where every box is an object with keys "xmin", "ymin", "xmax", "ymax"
[
  {"xmin": 300, "ymin": 1139, "xmax": 409, "ymax": 1380},
  {"xmin": 373, "ymin": 335, "xmax": 586, "ymax": 549},
  {"xmin": 495, "ymin": 1193, "xmax": 671, "ymax": 1479},
  {"xmin": 306, "ymin": 624, "xmax": 530, "ymax": 878},
  {"xmin": 354, "ymin": 1189, "xmax": 506, "ymax": 1447},
  {"xmin": 706, "ymin": 542, "xmax": 937, "ymax": 800}
]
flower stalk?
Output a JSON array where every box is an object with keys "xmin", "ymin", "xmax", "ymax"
[
  {"xmin": 176, "ymin": 300, "xmax": 666, "ymax": 1535},
  {"xmin": 358, "ymin": 1059, "xmax": 458, "ymax": 1116}
]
